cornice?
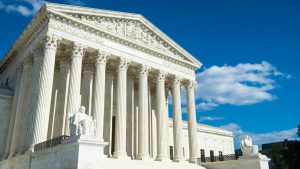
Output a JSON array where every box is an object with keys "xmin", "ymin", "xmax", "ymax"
[
  {"xmin": 0, "ymin": 3, "xmax": 202, "ymax": 77},
  {"xmin": 47, "ymin": 9, "xmax": 199, "ymax": 72},
  {"xmin": 45, "ymin": 2, "xmax": 202, "ymax": 68}
]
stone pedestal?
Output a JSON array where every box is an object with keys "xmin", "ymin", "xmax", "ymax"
[
  {"xmin": 0, "ymin": 137, "xmax": 107, "ymax": 169},
  {"xmin": 62, "ymin": 136, "xmax": 108, "ymax": 169},
  {"xmin": 238, "ymin": 154, "xmax": 270, "ymax": 169},
  {"xmin": 201, "ymin": 154, "xmax": 270, "ymax": 169}
]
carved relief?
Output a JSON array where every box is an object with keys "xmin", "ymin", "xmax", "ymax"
[
  {"xmin": 185, "ymin": 80, "xmax": 197, "ymax": 90},
  {"xmin": 139, "ymin": 64, "xmax": 150, "ymax": 76},
  {"xmin": 95, "ymin": 50, "xmax": 109, "ymax": 64},
  {"xmin": 66, "ymin": 14, "xmax": 186, "ymax": 59},
  {"xmin": 157, "ymin": 70, "xmax": 166, "ymax": 81},
  {"xmin": 118, "ymin": 57, "xmax": 131, "ymax": 70},
  {"xmin": 172, "ymin": 76, "xmax": 182, "ymax": 87},
  {"xmin": 71, "ymin": 42, "xmax": 87, "ymax": 58},
  {"xmin": 48, "ymin": 13, "xmax": 196, "ymax": 76},
  {"xmin": 43, "ymin": 34, "xmax": 62, "ymax": 49}
]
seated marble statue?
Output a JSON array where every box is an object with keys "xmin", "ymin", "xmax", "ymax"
[
  {"xmin": 69, "ymin": 106, "xmax": 95, "ymax": 137},
  {"xmin": 240, "ymin": 135, "xmax": 259, "ymax": 156}
]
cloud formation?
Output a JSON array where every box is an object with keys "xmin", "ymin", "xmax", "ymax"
[
  {"xmin": 199, "ymin": 116, "xmax": 224, "ymax": 122},
  {"xmin": 0, "ymin": 0, "xmax": 43, "ymax": 16},
  {"xmin": 0, "ymin": 0, "xmax": 88, "ymax": 16},
  {"xmin": 220, "ymin": 123, "xmax": 298, "ymax": 148},
  {"xmin": 195, "ymin": 61, "xmax": 289, "ymax": 111}
]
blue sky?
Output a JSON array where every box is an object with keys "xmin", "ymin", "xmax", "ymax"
[{"xmin": 0, "ymin": 0, "xmax": 299, "ymax": 149}]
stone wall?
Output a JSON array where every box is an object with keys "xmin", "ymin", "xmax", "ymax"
[{"xmin": 201, "ymin": 154, "xmax": 270, "ymax": 169}]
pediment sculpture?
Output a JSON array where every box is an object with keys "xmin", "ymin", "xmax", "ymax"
[
  {"xmin": 240, "ymin": 135, "xmax": 259, "ymax": 156},
  {"xmin": 69, "ymin": 106, "xmax": 95, "ymax": 137},
  {"xmin": 66, "ymin": 14, "xmax": 187, "ymax": 60}
]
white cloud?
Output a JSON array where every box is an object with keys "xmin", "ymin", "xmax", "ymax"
[
  {"xmin": 220, "ymin": 123, "xmax": 298, "ymax": 148},
  {"xmin": 0, "ymin": 0, "xmax": 43, "ymax": 16},
  {"xmin": 195, "ymin": 61, "xmax": 289, "ymax": 111},
  {"xmin": 199, "ymin": 116, "xmax": 224, "ymax": 122}
]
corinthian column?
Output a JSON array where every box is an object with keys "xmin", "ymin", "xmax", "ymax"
[
  {"xmin": 137, "ymin": 65, "xmax": 150, "ymax": 160},
  {"xmin": 2, "ymin": 65, "xmax": 23, "ymax": 159},
  {"xmin": 92, "ymin": 50, "xmax": 108, "ymax": 141},
  {"xmin": 185, "ymin": 80, "xmax": 199, "ymax": 163},
  {"xmin": 81, "ymin": 66, "xmax": 93, "ymax": 116},
  {"xmin": 113, "ymin": 57, "xmax": 130, "ymax": 158},
  {"xmin": 65, "ymin": 42, "xmax": 87, "ymax": 134},
  {"xmin": 10, "ymin": 57, "xmax": 33, "ymax": 156},
  {"xmin": 24, "ymin": 34, "xmax": 61, "ymax": 152},
  {"xmin": 53, "ymin": 58, "xmax": 70, "ymax": 137},
  {"xmin": 172, "ymin": 76, "xmax": 184, "ymax": 162},
  {"xmin": 155, "ymin": 70, "xmax": 169, "ymax": 161}
]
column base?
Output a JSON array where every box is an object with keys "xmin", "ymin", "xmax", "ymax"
[
  {"xmin": 173, "ymin": 156, "xmax": 185, "ymax": 162},
  {"xmin": 155, "ymin": 155, "xmax": 171, "ymax": 162},
  {"xmin": 136, "ymin": 153, "xmax": 151, "ymax": 160},
  {"xmin": 112, "ymin": 151, "xmax": 130, "ymax": 159},
  {"xmin": 188, "ymin": 157, "xmax": 198, "ymax": 163}
]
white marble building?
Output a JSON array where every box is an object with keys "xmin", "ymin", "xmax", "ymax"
[{"xmin": 0, "ymin": 2, "xmax": 236, "ymax": 169}]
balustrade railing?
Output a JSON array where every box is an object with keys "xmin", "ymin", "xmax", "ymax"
[
  {"xmin": 34, "ymin": 135, "xmax": 69, "ymax": 151},
  {"xmin": 197, "ymin": 154, "xmax": 237, "ymax": 164}
]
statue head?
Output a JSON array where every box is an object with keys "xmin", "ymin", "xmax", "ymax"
[
  {"xmin": 79, "ymin": 106, "xmax": 86, "ymax": 114},
  {"xmin": 244, "ymin": 135, "xmax": 253, "ymax": 146}
]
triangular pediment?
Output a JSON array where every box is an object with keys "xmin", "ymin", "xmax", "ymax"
[{"xmin": 45, "ymin": 2, "xmax": 202, "ymax": 69}]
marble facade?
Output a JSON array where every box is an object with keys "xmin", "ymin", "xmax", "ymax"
[{"xmin": 0, "ymin": 2, "xmax": 236, "ymax": 169}]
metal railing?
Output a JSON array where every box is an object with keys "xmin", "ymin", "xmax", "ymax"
[
  {"xmin": 34, "ymin": 135, "xmax": 69, "ymax": 151},
  {"xmin": 197, "ymin": 154, "xmax": 237, "ymax": 164}
]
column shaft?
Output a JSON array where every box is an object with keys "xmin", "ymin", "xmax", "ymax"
[
  {"xmin": 172, "ymin": 76, "xmax": 184, "ymax": 162},
  {"xmin": 47, "ymin": 71, "xmax": 59, "ymax": 139},
  {"xmin": 53, "ymin": 60, "xmax": 70, "ymax": 137},
  {"xmin": 113, "ymin": 57, "xmax": 130, "ymax": 158},
  {"xmin": 137, "ymin": 65, "xmax": 150, "ymax": 160},
  {"xmin": 23, "ymin": 35, "xmax": 61, "ymax": 152},
  {"xmin": 81, "ymin": 70, "xmax": 93, "ymax": 116},
  {"xmin": 92, "ymin": 50, "xmax": 108, "ymax": 141},
  {"xmin": 66, "ymin": 43, "xmax": 86, "ymax": 135},
  {"xmin": 103, "ymin": 72, "xmax": 114, "ymax": 156},
  {"xmin": 2, "ymin": 65, "xmax": 23, "ymax": 159},
  {"xmin": 11, "ymin": 57, "xmax": 33, "ymax": 155},
  {"xmin": 186, "ymin": 81, "xmax": 199, "ymax": 163},
  {"xmin": 126, "ymin": 77, "xmax": 135, "ymax": 157},
  {"xmin": 155, "ymin": 70, "xmax": 169, "ymax": 161}
]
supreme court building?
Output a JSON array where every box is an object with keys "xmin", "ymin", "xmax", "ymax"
[{"xmin": 0, "ymin": 3, "xmax": 234, "ymax": 169}]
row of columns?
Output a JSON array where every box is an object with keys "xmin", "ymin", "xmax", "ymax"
[{"xmin": 3, "ymin": 33, "xmax": 199, "ymax": 163}]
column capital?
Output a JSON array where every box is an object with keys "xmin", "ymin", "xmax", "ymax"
[
  {"xmin": 128, "ymin": 68, "xmax": 138, "ymax": 82},
  {"xmin": 139, "ymin": 64, "xmax": 150, "ymax": 77},
  {"xmin": 106, "ymin": 62, "xmax": 117, "ymax": 77},
  {"xmin": 156, "ymin": 70, "xmax": 166, "ymax": 81},
  {"xmin": 95, "ymin": 50, "xmax": 109, "ymax": 64},
  {"xmin": 172, "ymin": 75, "xmax": 182, "ymax": 87},
  {"xmin": 71, "ymin": 42, "xmax": 87, "ymax": 58},
  {"xmin": 118, "ymin": 57, "xmax": 131, "ymax": 71},
  {"xmin": 41, "ymin": 34, "xmax": 62, "ymax": 49},
  {"xmin": 184, "ymin": 80, "xmax": 197, "ymax": 90},
  {"xmin": 82, "ymin": 59, "xmax": 94, "ymax": 72},
  {"xmin": 22, "ymin": 55, "xmax": 34, "ymax": 66}
]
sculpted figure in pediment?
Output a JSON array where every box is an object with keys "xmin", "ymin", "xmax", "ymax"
[
  {"xmin": 107, "ymin": 19, "xmax": 117, "ymax": 32},
  {"xmin": 125, "ymin": 21, "xmax": 135, "ymax": 38},
  {"xmin": 116, "ymin": 21, "xmax": 125, "ymax": 35}
]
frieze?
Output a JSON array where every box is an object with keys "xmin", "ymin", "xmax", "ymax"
[
  {"xmin": 67, "ymin": 14, "xmax": 187, "ymax": 61},
  {"xmin": 48, "ymin": 13, "xmax": 195, "ymax": 76}
]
